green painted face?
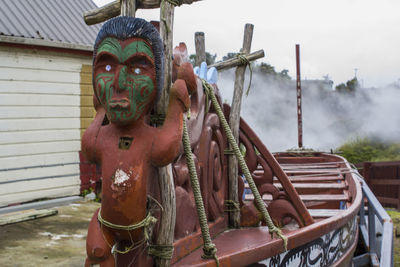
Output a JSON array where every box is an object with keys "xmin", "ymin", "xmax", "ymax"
[{"xmin": 94, "ymin": 37, "xmax": 156, "ymax": 125}]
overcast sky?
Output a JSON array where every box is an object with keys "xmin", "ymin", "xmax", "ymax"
[{"xmin": 93, "ymin": 0, "xmax": 400, "ymax": 88}]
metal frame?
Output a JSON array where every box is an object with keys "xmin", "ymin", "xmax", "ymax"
[{"xmin": 353, "ymin": 171, "xmax": 394, "ymax": 267}]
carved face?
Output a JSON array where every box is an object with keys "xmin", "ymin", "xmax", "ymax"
[{"xmin": 94, "ymin": 37, "xmax": 156, "ymax": 125}]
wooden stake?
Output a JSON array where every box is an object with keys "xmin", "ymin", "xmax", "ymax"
[
  {"xmin": 195, "ymin": 32, "xmax": 206, "ymax": 67},
  {"xmin": 121, "ymin": 0, "xmax": 136, "ymax": 16},
  {"xmin": 228, "ymin": 23, "xmax": 254, "ymax": 228},
  {"xmin": 155, "ymin": 2, "xmax": 176, "ymax": 266}
]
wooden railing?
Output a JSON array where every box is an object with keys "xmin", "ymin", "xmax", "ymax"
[{"xmin": 360, "ymin": 161, "xmax": 400, "ymax": 211}]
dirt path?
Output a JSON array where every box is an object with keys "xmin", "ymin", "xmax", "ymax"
[{"xmin": 0, "ymin": 200, "xmax": 100, "ymax": 267}]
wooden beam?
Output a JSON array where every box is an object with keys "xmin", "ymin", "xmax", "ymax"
[
  {"xmin": 0, "ymin": 209, "xmax": 58, "ymax": 226},
  {"xmin": 228, "ymin": 23, "xmax": 254, "ymax": 228},
  {"xmin": 209, "ymin": 49, "xmax": 264, "ymax": 71},
  {"xmin": 155, "ymin": 1, "xmax": 176, "ymax": 266},
  {"xmin": 194, "ymin": 32, "xmax": 206, "ymax": 67},
  {"xmin": 84, "ymin": 0, "xmax": 203, "ymax": 25}
]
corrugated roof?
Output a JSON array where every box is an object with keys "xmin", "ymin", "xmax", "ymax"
[{"xmin": 0, "ymin": 0, "xmax": 102, "ymax": 47}]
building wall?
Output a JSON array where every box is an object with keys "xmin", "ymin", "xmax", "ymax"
[{"xmin": 0, "ymin": 46, "xmax": 94, "ymax": 207}]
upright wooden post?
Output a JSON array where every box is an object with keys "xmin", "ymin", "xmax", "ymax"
[
  {"xmin": 155, "ymin": 1, "xmax": 176, "ymax": 267},
  {"xmin": 120, "ymin": 0, "xmax": 136, "ymax": 16},
  {"xmin": 228, "ymin": 23, "xmax": 254, "ymax": 228},
  {"xmin": 296, "ymin": 44, "xmax": 303, "ymax": 148},
  {"xmin": 195, "ymin": 32, "xmax": 206, "ymax": 67}
]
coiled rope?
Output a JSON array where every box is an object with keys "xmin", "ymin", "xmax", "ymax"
[
  {"xmin": 182, "ymin": 117, "xmax": 220, "ymax": 266},
  {"xmin": 202, "ymin": 80, "xmax": 288, "ymax": 251}
]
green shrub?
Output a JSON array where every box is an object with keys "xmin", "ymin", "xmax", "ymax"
[{"xmin": 336, "ymin": 137, "xmax": 400, "ymax": 164}]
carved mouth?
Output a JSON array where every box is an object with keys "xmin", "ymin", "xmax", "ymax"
[{"xmin": 109, "ymin": 98, "xmax": 130, "ymax": 109}]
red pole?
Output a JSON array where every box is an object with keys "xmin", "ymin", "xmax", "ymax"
[{"xmin": 296, "ymin": 44, "xmax": 303, "ymax": 148}]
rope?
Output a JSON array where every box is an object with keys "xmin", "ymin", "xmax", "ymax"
[
  {"xmin": 148, "ymin": 244, "xmax": 174, "ymax": 260},
  {"xmin": 202, "ymin": 80, "xmax": 288, "ymax": 251},
  {"xmin": 182, "ymin": 117, "xmax": 220, "ymax": 266},
  {"xmin": 236, "ymin": 53, "xmax": 253, "ymax": 96},
  {"xmin": 224, "ymin": 200, "xmax": 240, "ymax": 212},
  {"xmin": 98, "ymin": 208, "xmax": 157, "ymax": 233}
]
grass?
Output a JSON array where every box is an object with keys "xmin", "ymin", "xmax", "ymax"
[{"xmin": 387, "ymin": 210, "xmax": 400, "ymax": 266}]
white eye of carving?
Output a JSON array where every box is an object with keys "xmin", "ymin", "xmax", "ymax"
[
  {"xmin": 105, "ymin": 65, "xmax": 111, "ymax": 71},
  {"xmin": 134, "ymin": 68, "xmax": 141, "ymax": 75}
]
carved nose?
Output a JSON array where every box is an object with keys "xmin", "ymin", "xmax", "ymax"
[{"xmin": 115, "ymin": 65, "xmax": 128, "ymax": 92}]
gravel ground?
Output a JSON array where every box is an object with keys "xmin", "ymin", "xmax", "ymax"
[{"xmin": 0, "ymin": 200, "xmax": 100, "ymax": 267}]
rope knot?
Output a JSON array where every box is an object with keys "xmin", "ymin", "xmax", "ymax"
[
  {"xmin": 202, "ymin": 244, "xmax": 219, "ymax": 266},
  {"xmin": 164, "ymin": 0, "xmax": 182, "ymax": 6},
  {"xmin": 224, "ymin": 200, "xmax": 240, "ymax": 212},
  {"xmin": 269, "ymin": 227, "xmax": 288, "ymax": 251},
  {"xmin": 235, "ymin": 53, "xmax": 253, "ymax": 96}
]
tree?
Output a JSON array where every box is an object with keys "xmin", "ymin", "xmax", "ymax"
[
  {"xmin": 189, "ymin": 52, "xmax": 217, "ymax": 66},
  {"xmin": 335, "ymin": 77, "xmax": 360, "ymax": 93}
]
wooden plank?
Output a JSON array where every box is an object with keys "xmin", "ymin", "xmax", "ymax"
[
  {"xmin": 0, "ymin": 118, "xmax": 80, "ymax": 132},
  {"xmin": 0, "ymin": 94, "xmax": 80, "ymax": 106},
  {"xmin": 0, "ymin": 68, "xmax": 81, "ymax": 84},
  {"xmin": 81, "ymin": 118, "xmax": 94, "ymax": 129},
  {"xmin": 0, "ymin": 140, "xmax": 81, "ymax": 158},
  {"xmin": 0, "ymin": 184, "xmax": 79, "ymax": 207},
  {"xmin": 370, "ymin": 179, "xmax": 400, "ymax": 185},
  {"xmin": 244, "ymin": 194, "xmax": 348, "ymax": 202},
  {"xmin": 81, "ymin": 107, "xmax": 96, "ymax": 118},
  {"xmin": 0, "ymin": 175, "xmax": 80, "ymax": 195},
  {"xmin": 273, "ymin": 176, "xmax": 343, "ymax": 182},
  {"xmin": 0, "ymin": 106, "xmax": 80, "ymax": 119},
  {"xmin": 275, "ymin": 183, "xmax": 345, "ymax": 189},
  {"xmin": 0, "ymin": 209, "xmax": 58, "ymax": 226},
  {"xmin": 0, "ymin": 80, "xmax": 81, "ymax": 95},
  {"xmin": 0, "ymin": 163, "xmax": 80, "ymax": 183},
  {"xmin": 0, "ymin": 152, "xmax": 79, "ymax": 170},
  {"xmin": 209, "ymin": 50, "xmax": 264, "ymax": 71},
  {"xmin": 81, "ymin": 85, "xmax": 95, "ymax": 96},
  {"xmin": 0, "ymin": 50, "xmax": 91, "ymax": 71},
  {"xmin": 0, "ymin": 129, "xmax": 79, "ymax": 145},
  {"xmin": 307, "ymin": 209, "xmax": 341, "ymax": 218},
  {"xmin": 377, "ymin": 196, "xmax": 399, "ymax": 205}
]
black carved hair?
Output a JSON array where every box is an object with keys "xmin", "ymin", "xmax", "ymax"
[{"xmin": 93, "ymin": 16, "xmax": 164, "ymax": 101}]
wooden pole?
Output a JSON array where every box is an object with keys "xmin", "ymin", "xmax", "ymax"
[
  {"xmin": 83, "ymin": 0, "xmax": 203, "ymax": 25},
  {"xmin": 296, "ymin": 44, "xmax": 303, "ymax": 148},
  {"xmin": 155, "ymin": 2, "xmax": 176, "ymax": 267},
  {"xmin": 120, "ymin": 0, "xmax": 136, "ymax": 16},
  {"xmin": 228, "ymin": 23, "xmax": 254, "ymax": 228},
  {"xmin": 195, "ymin": 32, "xmax": 206, "ymax": 67}
]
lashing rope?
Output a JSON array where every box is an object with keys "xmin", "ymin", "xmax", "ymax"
[
  {"xmin": 182, "ymin": 117, "xmax": 220, "ymax": 266},
  {"xmin": 202, "ymin": 80, "xmax": 288, "ymax": 251}
]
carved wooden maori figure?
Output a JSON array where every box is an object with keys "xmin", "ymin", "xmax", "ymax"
[{"xmin": 82, "ymin": 17, "xmax": 195, "ymax": 266}]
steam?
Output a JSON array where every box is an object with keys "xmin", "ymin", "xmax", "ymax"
[{"xmin": 217, "ymin": 70, "xmax": 400, "ymax": 152}]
